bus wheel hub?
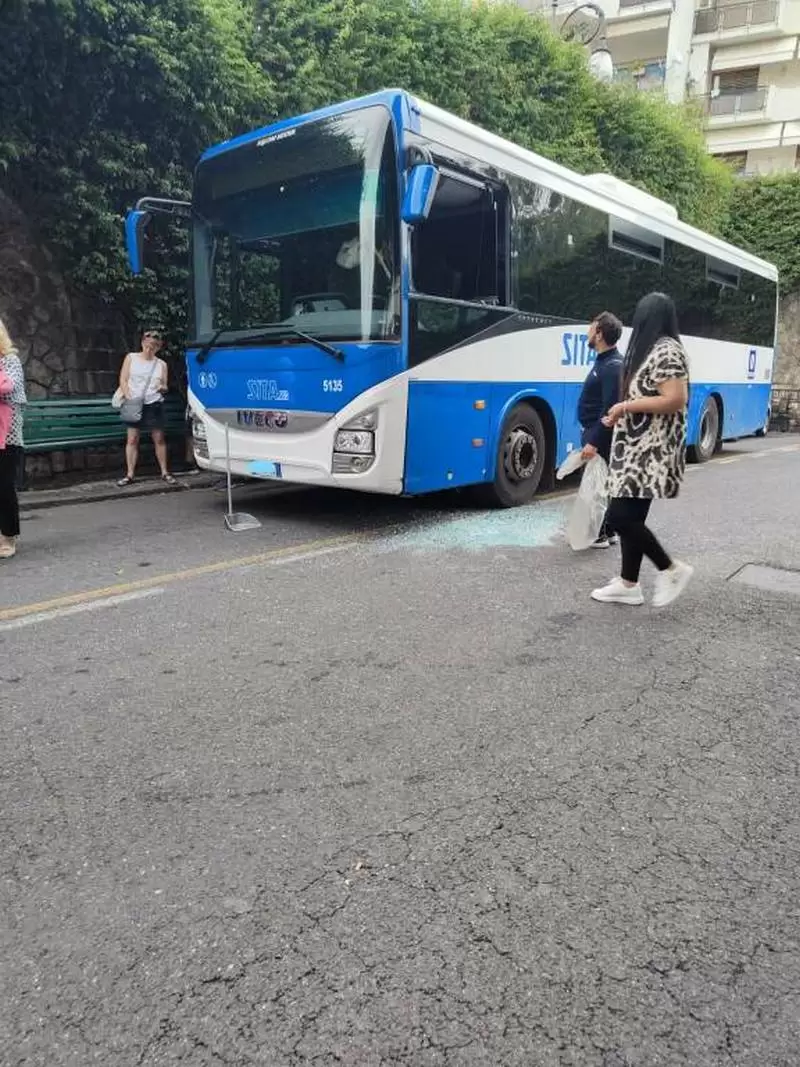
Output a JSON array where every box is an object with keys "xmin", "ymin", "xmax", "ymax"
[{"xmin": 505, "ymin": 429, "xmax": 537, "ymax": 482}]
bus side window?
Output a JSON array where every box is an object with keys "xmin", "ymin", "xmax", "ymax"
[
  {"xmin": 662, "ymin": 242, "xmax": 775, "ymax": 348},
  {"xmin": 411, "ymin": 171, "xmax": 508, "ymax": 304},
  {"xmin": 511, "ymin": 183, "xmax": 608, "ymax": 320}
]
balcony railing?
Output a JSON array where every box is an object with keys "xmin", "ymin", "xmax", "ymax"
[
  {"xmin": 706, "ymin": 86, "xmax": 768, "ymax": 116},
  {"xmin": 694, "ymin": 1, "xmax": 780, "ymax": 35}
]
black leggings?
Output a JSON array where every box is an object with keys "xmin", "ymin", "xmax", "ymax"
[
  {"xmin": 606, "ymin": 497, "xmax": 672, "ymax": 584},
  {"xmin": 0, "ymin": 444, "xmax": 22, "ymax": 537}
]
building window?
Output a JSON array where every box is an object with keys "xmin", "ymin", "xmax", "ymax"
[
  {"xmin": 615, "ymin": 59, "xmax": 666, "ymax": 92},
  {"xmin": 716, "ymin": 151, "xmax": 749, "ymax": 175},
  {"xmin": 717, "ymin": 67, "xmax": 759, "ymax": 92},
  {"xmin": 709, "ymin": 67, "xmax": 767, "ymax": 116}
]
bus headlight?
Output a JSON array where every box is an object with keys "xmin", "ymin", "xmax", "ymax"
[
  {"xmin": 334, "ymin": 429, "xmax": 374, "ymax": 454},
  {"xmin": 332, "ymin": 410, "xmax": 377, "ymax": 473},
  {"xmin": 192, "ymin": 417, "xmax": 209, "ymax": 459}
]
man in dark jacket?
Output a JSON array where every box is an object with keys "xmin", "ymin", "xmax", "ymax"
[{"xmin": 577, "ymin": 311, "xmax": 624, "ymax": 548}]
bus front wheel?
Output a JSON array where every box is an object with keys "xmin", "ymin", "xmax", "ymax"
[
  {"xmin": 481, "ymin": 403, "xmax": 546, "ymax": 508},
  {"xmin": 688, "ymin": 396, "xmax": 720, "ymax": 464}
]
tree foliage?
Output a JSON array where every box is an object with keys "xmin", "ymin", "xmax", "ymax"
[
  {"xmin": 0, "ymin": 0, "xmax": 769, "ymax": 358},
  {"xmin": 254, "ymin": 0, "xmax": 734, "ymax": 225},
  {"xmin": 590, "ymin": 87, "xmax": 732, "ymax": 232},
  {"xmin": 0, "ymin": 0, "xmax": 270, "ymax": 338}
]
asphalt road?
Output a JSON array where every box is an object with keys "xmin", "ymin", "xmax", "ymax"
[{"xmin": 2, "ymin": 436, "xmax": 800, "ymax": 1066}]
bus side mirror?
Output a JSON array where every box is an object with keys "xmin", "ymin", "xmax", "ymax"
[
  {"xmin": 401, "ymin": 164, "xmax": 439, "ymax": 225},
  {"xmin": 125, "ymin": 209, "xmax": 152, "ymax": 275}
]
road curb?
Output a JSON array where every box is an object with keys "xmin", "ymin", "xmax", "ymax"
[
  {"xmin": 19, "ymin": 475, "xmax": 218, "ymax": 513},
  {"xmin": 18, "ymin": 474, "xmax": 296, "ymax": 513}
]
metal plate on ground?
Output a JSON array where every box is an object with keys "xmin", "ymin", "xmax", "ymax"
[{"xmin": 730, "ymin": 564, "xmax": 800, "ymax": 597}]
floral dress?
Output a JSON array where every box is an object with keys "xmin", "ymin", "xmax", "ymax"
[
  {"xmin": 607, "ymin": 336, "xmax": 689, "ymax": 500},
  {"xmin": 0, "ymin": 351, "xmax": 26, "ymax": 447}
]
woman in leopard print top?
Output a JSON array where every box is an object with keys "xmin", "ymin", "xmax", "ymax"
[{"xmin": 591, "ymin": 293, "xmax": 694, "ymax": 609}]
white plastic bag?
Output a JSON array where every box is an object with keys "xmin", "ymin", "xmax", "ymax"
[
  {"xmin": 556, "ymin": 449, "xmax": 586, "ymax": 481},
  {"xmin": 566, "ymin": 454, "xmax": 609, "ymax": 551}
]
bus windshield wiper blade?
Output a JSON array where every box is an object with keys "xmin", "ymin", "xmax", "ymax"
[
  {"xmin": 284, "ymin": 327, "xmax": 345, "ymax": 362},
  {"xmin": 193, "ymin": 325, "xmax": 344, "ymax": 363},
  {"xmin": 194, "ymin": 327, "xmax": 229, "ymax": 366}
]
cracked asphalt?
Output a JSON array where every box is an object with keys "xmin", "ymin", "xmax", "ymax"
[{"xmin": 2, "ymin": 436, "xmax": 800, "ymax": 1066}]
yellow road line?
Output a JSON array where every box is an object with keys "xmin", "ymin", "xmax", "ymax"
[
  {"xmin": 0, "ymin": 535, "xmax": 360, "ymax": 623},
  {"xmin": 5, "ymin": 443, "xmax": 790, "ymax": 623}
]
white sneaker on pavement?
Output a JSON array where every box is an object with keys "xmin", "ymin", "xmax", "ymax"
[
  {"xmin": 591, "ymin": 577, "xmax": 644, "ymax": 606},
  {"xmin": 590, "ymin": 534, "xmax": 618, "ymax": 550},
  {"xmin": 0, "ymin": 536, "xmax": 17, "ymax": 559},
  {"xmin": 652, "ymin": 561, "xmax": 694, "ymax": 608}
]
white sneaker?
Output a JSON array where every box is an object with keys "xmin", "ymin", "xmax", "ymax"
[
  {"xmin": 591, "ymin": 577, "xmax": 644, "ymax": 606},
  {"xmin": 652, "ymin": 561, "xmax": 694, "ymax": 608}
]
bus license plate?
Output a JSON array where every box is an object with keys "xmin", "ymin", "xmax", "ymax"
[{"xmin": 248, "ymin": 460, "xmax": 282, "ymax": 479}]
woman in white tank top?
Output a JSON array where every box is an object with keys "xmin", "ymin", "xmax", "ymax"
[{"xmin": 116, "ymin": 329, "xmax": 176, "ymax": 487}]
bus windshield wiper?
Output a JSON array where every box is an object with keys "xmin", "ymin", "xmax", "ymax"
[
  {"xmin": 284, "ymin": 327, "xmax": 345, "ymax": 362},
  {"xmin": 194, "ymin": 328, "xmax": 228, "ymax": 366},
  {"xmin": 193, "ymin": 324, "xmax": 344, "ymax": 364}
]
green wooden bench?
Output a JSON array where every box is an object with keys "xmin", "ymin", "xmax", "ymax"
[{"xmin": 24, "ymin": 395, "xmax": 186, "ymax": 452}]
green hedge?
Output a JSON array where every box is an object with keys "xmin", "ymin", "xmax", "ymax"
[{"xmin": 724, "ymin": 172, "xmax": 800, "ymax": 294}]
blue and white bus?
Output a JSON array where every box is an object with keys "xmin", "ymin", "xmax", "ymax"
[{"xmin": 126, "ymin": 89, "xmax": 778, "ymax": 506}]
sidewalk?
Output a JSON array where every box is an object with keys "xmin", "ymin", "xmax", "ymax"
[
  {"xmin": 18, "ymin": 469, "xmax": 296, "ymax": 512},
  {"xmin": 19, "ymin": 471, "xmax": 220, "ymax": 512}
]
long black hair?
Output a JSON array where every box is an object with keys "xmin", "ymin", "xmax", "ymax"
[{"xmin": 622, "ymin": 292, "xmax": 681, "ymax": 393}]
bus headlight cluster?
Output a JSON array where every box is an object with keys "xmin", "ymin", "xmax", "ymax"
[
  {"xmin": 332, "ymin": 410, "xmax": 377, "ymax": 473},
  {"xmin": 192, "ymin": 417, "xmax": 209, "ymax": 459}
]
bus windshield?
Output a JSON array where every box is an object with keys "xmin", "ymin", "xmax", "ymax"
[{"xmin": 192, "ymin": 105, "xmax": 400, "ymax": 345}]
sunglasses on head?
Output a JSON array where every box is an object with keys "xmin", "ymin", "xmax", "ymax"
[{"xmin": 143, "ymin": 331, "xmax": 163, "ymax": 341}]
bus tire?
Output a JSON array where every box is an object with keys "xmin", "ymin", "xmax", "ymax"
[
  {"xmin": 688, "ymin": 396, "xmax": 719, "ymax": 464},
  {"xmin": 480, "ymin": 403, "xmax": 546, "ymax": 508},
  {"xmin": 755, "ymin": 406, "xmax": 770, "ymax": 437}
]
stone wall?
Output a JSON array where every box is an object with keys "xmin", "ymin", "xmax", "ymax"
[
  {"xmin": 0, "ymin": 189, "xmax": 128, "ymax": 398},
  {"xmin": 0, "ymin": 188, "xmax": 140, "ymax": 481},
  {"xmin": 776, "ymin": 290, "xmax": 800, "ymax": 389}
]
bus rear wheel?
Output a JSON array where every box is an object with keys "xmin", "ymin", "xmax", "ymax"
[
  {"xmin": 480, "ymin": 403, "xmax": 546, "ymax": 508},
  {"xmin": 688, "ymin": 396, "xmax": 720, "ymax": 464}
]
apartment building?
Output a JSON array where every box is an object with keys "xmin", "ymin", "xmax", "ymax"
[{"xmin": 510, "ymin": 0, "xmax": 800, "ymax": 175}]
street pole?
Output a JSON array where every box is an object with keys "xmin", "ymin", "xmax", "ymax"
[{"xmin": 551, "ymin": 1, "xmax": 614, "ymax": 84}]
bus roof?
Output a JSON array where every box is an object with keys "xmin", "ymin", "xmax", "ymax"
[
  {"xmin": 199, "ymin": 90, "xmax": 408, "ymax": 162},
  {"xmin": 200, "ymin": 88, "xmax": 778, "ymax": 283}
]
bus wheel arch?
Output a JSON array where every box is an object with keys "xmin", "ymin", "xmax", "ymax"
[
  {"xmin": 478, "ymin": 397, "xmax": 552, "ymax": 508},
  {"xmin": 688, "ymin": 393, "xmax": 722, "ymax": 464}
]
